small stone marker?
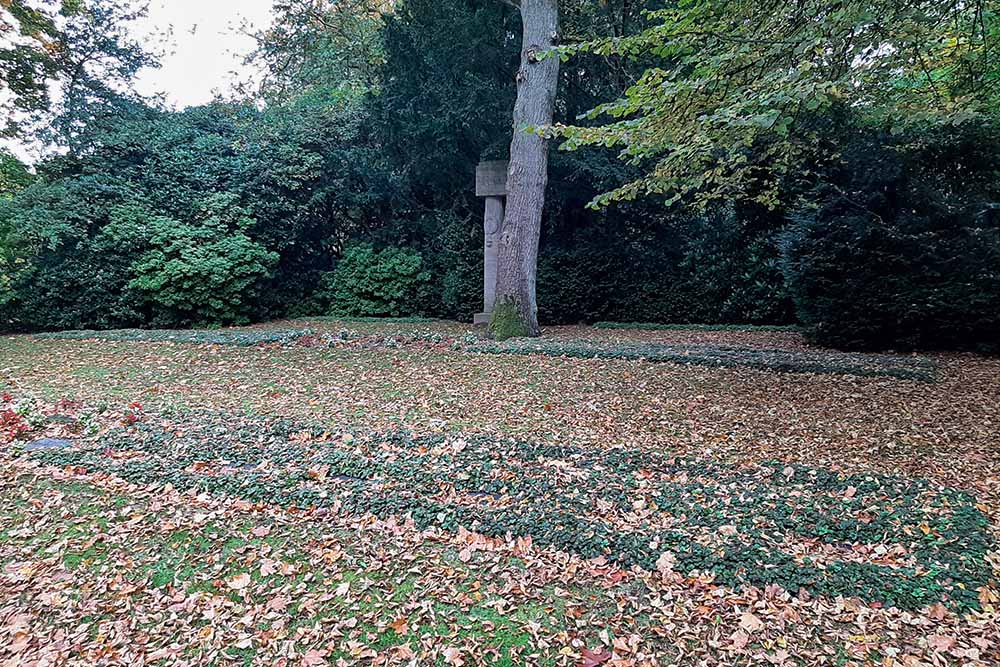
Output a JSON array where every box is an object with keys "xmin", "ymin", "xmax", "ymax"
[
  {"xmin": 474, "ymin": 160, "xmax": 509, "ymax": 326},
  {"xmin": 46, "ymin": 414, "xmax": 76, "ymax": 425},
  {"xmin": 24, "ymin": 438, "xmax": 74, "ymax": 451}
]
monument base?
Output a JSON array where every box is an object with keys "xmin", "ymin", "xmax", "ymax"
[{"xmin": 473, "ymin": 312, "xmax": 492, "ymax": 326}]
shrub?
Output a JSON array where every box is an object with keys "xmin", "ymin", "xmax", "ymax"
[
  {"xmin": 782, "ymin": 127, "xmax": 1000, "ymax": 351},
  {"xmin": 320, "ymin": 244, "xmax": 431, "ymax": 318},
  {"xmin": 126, "ymin": 216, "xmax": 278, "ymax": 326},
  {"xmin": 0, "ymin": 178, "xmax": 146, "ymax": 331}
]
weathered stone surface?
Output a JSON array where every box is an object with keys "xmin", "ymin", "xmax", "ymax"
[
  {"xmin": 475, "ymin": 160, "xmax": 510, "ymax": 324},
  {"xmin": 47, "ymin": 414, "xmax": 77, "ymax": 425},
  {"xmin": 475, "ymin": 160, "xmax": 509, "ymax": 197},
  {"xmin": 482, "ymin": 196, "xmax": 504, "ymax": 314},
  {"xmin": 24, "ymin": 438, "xmax": 74, "ymax": 451}
]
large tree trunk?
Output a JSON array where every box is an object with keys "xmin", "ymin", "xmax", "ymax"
[{"xmin": 491, "ymin": 0, "xmax": 560, "ymax": 339}]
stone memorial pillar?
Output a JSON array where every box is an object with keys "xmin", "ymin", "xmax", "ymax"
[{"xmin": 474, "ymin": 160, "xmax": 509, "ymax": 325}]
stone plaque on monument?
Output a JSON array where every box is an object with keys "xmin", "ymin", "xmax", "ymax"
[
  {"xmin": 474, "ymin": 160, "xmax": 509, "ymax": 325},
  {"xmin": 476, "ymin": 160, "xmax": 509, "ymax": 198}
]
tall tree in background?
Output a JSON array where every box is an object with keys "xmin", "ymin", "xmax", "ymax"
[
  {"xmin": 245, "ymin": 0, "xmax": 391, "ymax": 104},
  {"xmin": 491, "ymin": 0, "xmax": 560, "ymax": 338},
  {"xmin": 0, "ymin": 0, "xmax": 155, "ymax": 148},
  {"xmin": 0, "ymin": 149, "xmax": 32, "ymax": 198}
]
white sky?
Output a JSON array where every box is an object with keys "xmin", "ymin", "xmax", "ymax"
[
  {"xmin": 2, "ymin": 0, "xmax": 274, "ymax": 161},
  {"xmin": 135, "ymin": 0, "xmax": 275, "ymax": 108}
]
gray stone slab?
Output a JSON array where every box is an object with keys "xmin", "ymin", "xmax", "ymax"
[
  {"xmin": 24, "ymin": 438, "xmax": 74, "ymax": 451},
  {"xmin": 47, "ymin": 414, "xmax": 77, "ymax": 425},
  {"xmin": 475, "ymin": 160, "xmax": 509, "ymax": 197}
]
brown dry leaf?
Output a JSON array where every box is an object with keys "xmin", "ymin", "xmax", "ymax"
[
  {"xmin": 227, "ymin": 572, "xmax": 251, "ymax": 590},
  {"xmin": 443, "ymin": 647, "xmax": 465, "ymax": 666},
  {"xmin": 927, "ymin": 635, "xmax": 956, "ymax": 652},
  {"xmin": 740, "ymin": 612, "xmax": 764, "ymax": 633},
  {"xmin": 267, "ymin": 595, "xmax": 290, "ymax": 612},
  {"xmin": 307, "ymin": 465, "xmax": 329, "ymax": 482},
  {"xmin": 579, "ymin": 647, "xmax": 612, "ymax": 667},
  {"xmin": 300, "ymin": 648, "xmax": 327, "ymax": 666},
  {"xmin": 655, "ymin": 550, "xmax": 676, "ymax": 574},
  {"xmin": 927, "ymin": 602, "xmax": 948, "ymax": 621}
]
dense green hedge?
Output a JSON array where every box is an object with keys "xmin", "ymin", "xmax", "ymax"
[{"xmin": 781, "ymin": 128, "xmax": 1000, "ymax": 351}]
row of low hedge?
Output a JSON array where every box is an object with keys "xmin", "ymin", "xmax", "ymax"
[
  {"xmin": 294, "ymin": 316, "xmax": 439, "ymax": 324},
  {"xmin": 470, "ymin": 339, "xmax": 938, "ymax": 382},
  {"xmin": 32, "ymin": 328, "xmax": 327, "ymax": 347},
  {"xmin": 24, "ymin": 413, "xmax": 992, "ymax": 610},
  {"xmin": 31, "ymin": 327, "xmax": 457, "ymax": 348},
  {"xmin": 593, "ymin": 322, "xmax": 803, "ymax": 332},
  {"xmin": 33, "ymin": 327, "xmax": 937, "ymax": 381}
]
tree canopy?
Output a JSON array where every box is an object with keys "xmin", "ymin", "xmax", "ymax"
[
  {"xmin": 0, "ymin": 0, "xmax": 155, "ymax": 147},
  {"xmin": 0, "ymin": 149, "xmax": 32, "ymax": 198},
  {"xmin": 555, "ymin": 0, "xmax": 999, "ymax": 208}
]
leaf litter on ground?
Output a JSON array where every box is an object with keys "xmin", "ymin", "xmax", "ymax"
[{"xmin": 1, "ymin": 320, "xmax": 999, "ymax": 666}]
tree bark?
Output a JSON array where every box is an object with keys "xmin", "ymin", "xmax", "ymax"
[{"xmin": 491, "ymin": 0, "xmax": 560, "ymax": 338}]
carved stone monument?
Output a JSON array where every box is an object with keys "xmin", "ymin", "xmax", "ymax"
[{"xmin": 474, "ymin": 160, "xmax": 509, "ymax": 325}]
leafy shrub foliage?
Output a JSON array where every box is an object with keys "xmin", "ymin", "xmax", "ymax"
[
  {"xmin": 320, "ymin": 244, "xmax": 431, "ymax": 318},
  {"xmin": 533, "ymin": 205, "xmax": 794, "ymax": 326},
  {"xmin": 0, "ymin": 149, "xmax": 33, "ymax": 199},
  {"xmin": 782, "ymin": 128, "xmax": 1000, "ymax": 351},
  {"xmin": 124, "ymin": 215, "xmax": 278, "ymax": 326}
]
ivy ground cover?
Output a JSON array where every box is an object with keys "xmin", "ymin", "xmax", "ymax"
[{"xmin": 2, "ymin": 320, "xmax": 999, "ymax": 666}]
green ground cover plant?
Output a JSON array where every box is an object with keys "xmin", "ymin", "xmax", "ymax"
[
  {"xmin": 33, "ymin": 328, "xmax": 325, "ymax": 347},
  {"xmin": 24, "ymin": 412, "xmax": 990, "ymax": 611},
  {"xmin": 594, "ymin": 323, "xmax": 802, "ymax": 333},
  {"xmin": 471, "ymin": 339, "xmax": 938, "ymax": 382},
  {"xmin": 33, "ymin": 326, "xmax": 936, "ymax": 381}
]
